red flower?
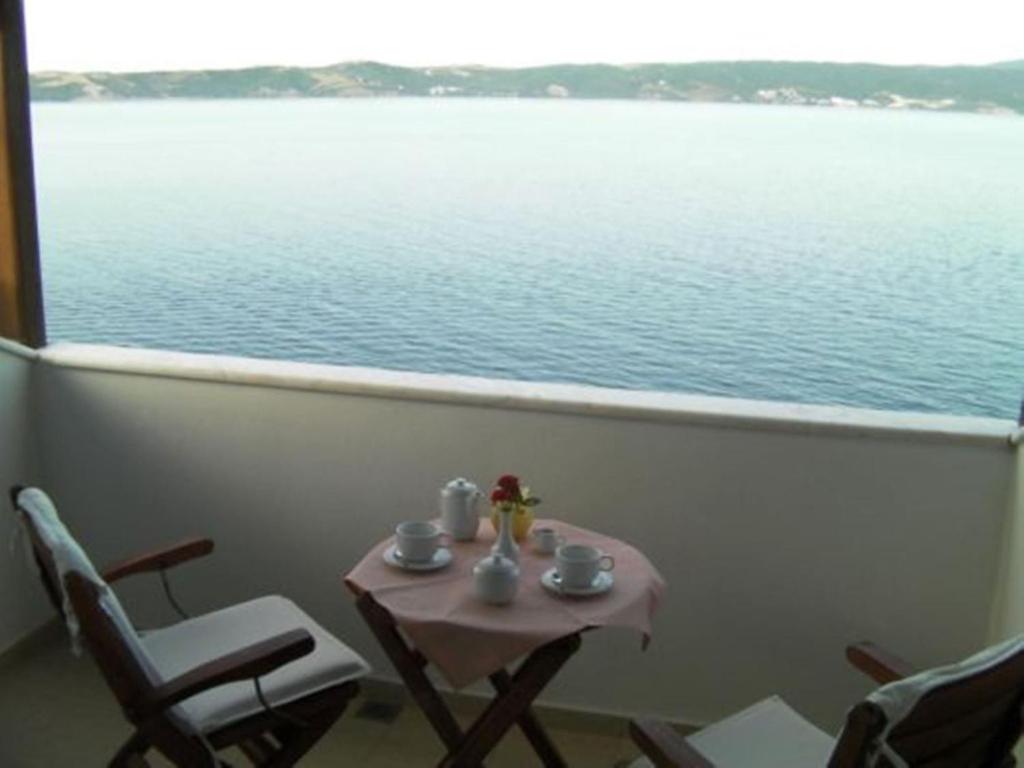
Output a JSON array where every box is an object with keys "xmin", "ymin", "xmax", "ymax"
[
  {"xmin": 497, "ymin": 474, "xmax": 520, "ymax": 491},
  {"xmin": 492, "ymin": 473, "xmax": 541, "ymax": 509}
]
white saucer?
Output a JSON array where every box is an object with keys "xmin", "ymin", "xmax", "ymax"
[
  {"xmin": 541, "ymin": 568, "xmax": 613, "ymax": 597},
  {"xmin": 383, "ymin": 543, "xmax": 453, "ymax": 572}
]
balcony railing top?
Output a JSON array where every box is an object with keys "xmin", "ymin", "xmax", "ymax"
[{"xmin": 29, "ymin": 342, "xmax": 1017, "ymax": 450}]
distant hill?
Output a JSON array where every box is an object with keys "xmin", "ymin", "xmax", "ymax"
[
  {"xmin": 991, "ymin": 60, "xmax": 1024, "ymax": 70},
  {"xmin": 29, "ymin": 60, "xmax": 1024, "ymax": 115}
]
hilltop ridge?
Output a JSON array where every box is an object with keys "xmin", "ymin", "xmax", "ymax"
[{"xmin": 30, "ymin": 60, "xmax": 1024, "ymax": 114}]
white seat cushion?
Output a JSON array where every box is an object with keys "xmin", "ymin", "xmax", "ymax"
[
  {"xmin": 629, "ymin": 697, "xmax": 834, "ymax": 768},
  {"xmin": 141, "ymin": 595, "xmax": 370, "ymax": 734}
]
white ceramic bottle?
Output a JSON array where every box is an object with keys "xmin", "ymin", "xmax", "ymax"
[{"xmin": 491, "ymin": 505, "xmax": 520, "ymax": 563}]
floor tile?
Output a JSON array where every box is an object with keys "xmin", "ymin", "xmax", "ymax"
[{"xmin": 0, "ymin": 623, "xmax": 643, "ymax": 766}]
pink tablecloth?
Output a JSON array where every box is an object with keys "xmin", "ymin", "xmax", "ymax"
[{"xmin": 345, "ymin": 519, "xmax": 665, "ymax": 688}]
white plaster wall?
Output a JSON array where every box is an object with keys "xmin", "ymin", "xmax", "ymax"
[
  {"xmin": 990, "ymin": 435, "xmax": 1024, "ymax": 640},
  {"xmin": 992, "ymin": 440, "xmax": 1024, "ymax": 763},
  {"xmin": 0, "ymin": 341, "xmax": 48, "ymax": 653},
  {"xmin": 34, "ymin": 346, "xmax": 1017, "ymax": 731}
]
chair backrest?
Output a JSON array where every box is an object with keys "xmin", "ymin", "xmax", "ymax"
[
  {"xmin": 10, "ymin": 484, "xmax": 70, "ymax": 617},
  {"xmin": 10, "ymin": 487, "xmax": 166, "ymax": 720},
  {"xmin": 11, "ymin": 487, "xmax": 214, "ymax": 765},
  {"xmin": 831, "ymin": 638, "xmax": 1024, "ymax": 767}
]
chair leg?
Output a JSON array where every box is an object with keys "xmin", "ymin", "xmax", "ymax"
[
  {"xmin": 238, "ymin": 735, "xmax": 278, "ymax": 764},
  {"xmin": 260, "ymin": 684, "xmax": 359, "ymax": 768},
  {"xmin": 262, "ymin": 710, "xmax": 341, "ymax": 768},
  {"xmin": 109, "ymin": 731, "xmax": 150, "ymax": 768}
]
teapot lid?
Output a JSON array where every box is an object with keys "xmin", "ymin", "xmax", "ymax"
[
  {"xmin": 474, "ymin": 553, "xmax": 519, "ymax": 577},
  {"xmin": 443, "ymin": 477, "xmax": 478, "ymax": 496}
]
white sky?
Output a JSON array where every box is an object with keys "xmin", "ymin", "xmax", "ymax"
[{"xmin": 26, "ymin": 0, "xmax": 1024, "ymax": 73}]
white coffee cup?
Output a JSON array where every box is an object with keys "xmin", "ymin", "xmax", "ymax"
[
  {"xmin": 555, "ymin": 544, "xmax": 615, "ymax": 589},
  {"xmin": 395, "ymin": 521, "xmax": 451, "ymax": 563},
  {"xmin": 530, "ymin": 527, "xmax": 566, "ymax": 555}
]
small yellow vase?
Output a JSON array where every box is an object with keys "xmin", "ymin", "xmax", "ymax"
[{"xmin": 490, "ymin": 505, "xmax": 535, "ymax": 541}]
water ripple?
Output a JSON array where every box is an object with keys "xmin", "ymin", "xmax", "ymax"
[{"xmin": 32, "ymin": 99, "xmax": 1024, "ymax": 419}]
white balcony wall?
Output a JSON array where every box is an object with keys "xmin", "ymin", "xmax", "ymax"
[
  {"xmin": 0, "ymin": 341, "xmax": 48, "ymax": 653},
  {"xmin": 34, "ymin": 344, "xmax": 1018, "ymax": 731},
  {"xmin": 991, "ymin": 434, "xmax": 1024, "ymax": 640}
]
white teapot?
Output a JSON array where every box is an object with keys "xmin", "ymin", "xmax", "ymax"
[
  {"xmin": 440, "ymin": 478, "xmax": 482, "ymax": 541},
  {"xmin": 473, "ymin": 553, "xmax": 519, "ymax": 605}
]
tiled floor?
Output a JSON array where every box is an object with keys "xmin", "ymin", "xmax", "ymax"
[{"xmin": 0, "ymin": 624, "xmax": 647, "ymax": 767}]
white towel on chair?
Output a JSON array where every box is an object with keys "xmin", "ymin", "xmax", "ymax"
[{"xmin": 14, "ymin": 487, "xmax": 105, "ymax": 653}]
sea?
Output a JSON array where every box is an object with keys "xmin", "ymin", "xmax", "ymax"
[{"xmin": 30, "ymin": 98, "xmax": 1024, "ymax": 419}]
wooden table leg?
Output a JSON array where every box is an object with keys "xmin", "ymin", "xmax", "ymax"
[
  {"xmin": 440, "ymin": 633, "xmax": 582, "ymax": 768},
  {"xmin": 355, "ymin": 592, "xmax": 465, "ymax": 751},
  {"xmin": 355, "ymin": 592, "xmax": 581, "ymax": 768},
  {"xmin": 489, "ymin": 669, "xmax": 568, "ymax": 768}
]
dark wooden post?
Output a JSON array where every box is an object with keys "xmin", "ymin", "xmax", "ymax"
[{"xmin": 0, "ymin": 0, "xmax": 44, "ymax": 346}]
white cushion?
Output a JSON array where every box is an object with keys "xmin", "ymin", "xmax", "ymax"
[
  {"xmin": 630, "ymin": 697, "xmax": 834, "ymax": 768},
  {"xmin": 16, "ymin": 487, "xmax": 100, "ymax": 602},
  {"xmin": 97, "ymin": 587, "xmax": 165, "ymax": 683},
  {"xmin": 141, "ymin": 595, "xmax": 370, "ymax": 734},
  {"xmin": 16, "ymin": 487, "xmax": 71, "ymax": 555},
  {"xmin": 17, "ymin": 488, "xmax": 149, "ymax": 669}
]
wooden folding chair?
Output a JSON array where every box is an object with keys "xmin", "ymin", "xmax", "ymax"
[
  {"xmin": 11, "ymin": 485, "xmax": 369, "ymax": 767},
  {"xmin": 629, "ymin": 640, "xmax": 1024, "ymax": 767}
]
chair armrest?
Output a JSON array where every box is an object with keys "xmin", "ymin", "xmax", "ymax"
[
  {"xmin": 140, "ymin": 628, "xmax": 314, "ymax": 718},
  {"xmin": 629, "ymin": 718, "xmax": 714, "ymax": 768},
  {"xmin": 102, "ymin": 537, "xmax": 214, "ymax": 583},
  {"xmin": 846, "ymin": 642, "xmax": 916, "ymax": 685}
]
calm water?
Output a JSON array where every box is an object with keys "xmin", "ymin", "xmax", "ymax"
[{"xmin": 31, "ymin": 99, "xmax": 1024, "ymax": 418}]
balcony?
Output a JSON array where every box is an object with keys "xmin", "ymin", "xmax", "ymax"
[{"xmin": 1, "ymin": 336, "xmax": 1021, "ymax": 764}]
